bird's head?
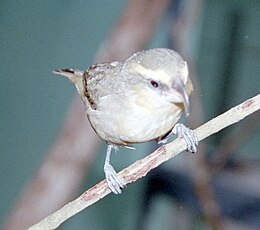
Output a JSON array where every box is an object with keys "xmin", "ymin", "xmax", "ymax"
[{"xmin": 124, "ymin": 48, "xmax": 193, "ymax": 116}]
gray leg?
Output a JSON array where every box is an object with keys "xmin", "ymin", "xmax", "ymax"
[
  {"xmin": 104, "ymin": 144, "xmax": 125, "ymax": 194},
  {"xmin": 158, "ymin": 131, "xmax": 174, "ymax": 145}
]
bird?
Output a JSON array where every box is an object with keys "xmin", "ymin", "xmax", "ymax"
[{"xmin": 53, "ymin": 48, "xmax": 198, "ymax": 194}]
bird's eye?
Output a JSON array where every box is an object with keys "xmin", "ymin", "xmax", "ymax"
[{"xmin": 150, "ymin": 80, "xmax": 159, "ymax": 88}]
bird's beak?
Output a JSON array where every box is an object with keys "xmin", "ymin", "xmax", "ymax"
[{"xmin": 168, "ymin": 79, "xmax": 190, "ymax": 116}]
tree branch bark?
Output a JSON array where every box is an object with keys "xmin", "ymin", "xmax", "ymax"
[{"xmin": 29, "ymin": 94, "xmax": 260, "ymax": 230}]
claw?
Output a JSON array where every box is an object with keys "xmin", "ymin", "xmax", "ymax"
[
  {"xmin": 104, "ymin": 163, "xmax": 125, "ymax": 194},
  {"xmin": 173, "ymin": 123, "xmax": 198, "ymax": 153},
  {"xmin": 158, "ymin": 124, "xmax": 198, "ymax": 153}
]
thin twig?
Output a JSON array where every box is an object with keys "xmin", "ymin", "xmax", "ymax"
[
  {"xmin": 210, "ymin": 111, "xmax": 260, "ymax": 173},
  {"xmin": 28, "ymin": 94, "xmax": 260, "ymax": 230}
]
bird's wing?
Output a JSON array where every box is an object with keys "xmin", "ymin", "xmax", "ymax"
[{"xmin": 84, "ymin": 62, "xmax": 123, "ymax": 108}]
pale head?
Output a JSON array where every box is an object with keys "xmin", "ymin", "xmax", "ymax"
[{"xmin": 123, "ymin": 48, "xmax": 192, "ymax": 116}]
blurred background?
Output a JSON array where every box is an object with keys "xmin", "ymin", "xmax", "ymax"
[{"xmin": 0, "ymin": 0, "xmax": 259, "ymax": 229}]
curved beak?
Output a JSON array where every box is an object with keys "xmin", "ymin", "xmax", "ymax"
[
  {"xmin": 167, "ymin": 79, "xmax": 190, "ymax": 116},
  {"xmin": 176, "ymin": 81, "xmax": 190, "ymax": 116}
]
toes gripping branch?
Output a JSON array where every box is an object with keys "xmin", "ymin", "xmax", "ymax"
[
  {"xmin": 104, "ymin": 144, "xmax": 125, "ymax": 194},
  {"xmin": 173, "ymin": 123, "xmax": 198, "ymax": 153},
  {"xmin": 159, "ymin": 123, "xmax": 198, "ymax": 153}
]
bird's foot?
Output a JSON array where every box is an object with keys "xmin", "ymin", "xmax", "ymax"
[
  {"xmin": 158, "ymin": 123, "xmax": 198, "ymax": 153},
  {"xmin": 104, "ymin": 162, "xmax": 125, "ymax": 194},
  {"xmin": 173, "ymin": 123, "xmax": 198, "ymax": 153}
]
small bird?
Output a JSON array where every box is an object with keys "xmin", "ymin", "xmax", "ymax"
[{"xmin": 54, "ymin": 48, "xmax": 198, "ymax": 194}]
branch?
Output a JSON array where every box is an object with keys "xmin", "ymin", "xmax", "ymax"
[
  {"xmin": 210, "ymin": 111, "xmax": 260, "ymax": 173},
  {"xmin": 28, "ymin": 94, "xmax": 260, "ymax": 230}
]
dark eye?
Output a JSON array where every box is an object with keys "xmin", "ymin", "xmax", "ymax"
[{"xmin": 150, "ymin": 80, "xmax": 159, "ymax": 88}]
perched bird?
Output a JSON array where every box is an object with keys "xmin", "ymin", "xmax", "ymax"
[{"xmin": 54, "ymin": 48, "xmax": 198, "ymax": 194}]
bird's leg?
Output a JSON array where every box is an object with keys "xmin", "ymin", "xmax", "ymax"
[
  {"xmin": 158, "ymin": 123, "xmax": 198, "ymax": 153},
  {"xmin": 157, "ymin": 130, "xmax": 174, "ymax": 145},
  {"xmin": 104, "ymin": 144, "xmax": 125, "ymax": 194}
]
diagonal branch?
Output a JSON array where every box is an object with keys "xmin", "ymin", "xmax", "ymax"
[{"xmin": 29, "ymin": 94, "xmax": 260, "ymax": 230}]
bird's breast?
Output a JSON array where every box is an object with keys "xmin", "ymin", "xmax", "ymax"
[{"xmin": 87, "ymin": 93, "xmax": 182, "ymax": 145}]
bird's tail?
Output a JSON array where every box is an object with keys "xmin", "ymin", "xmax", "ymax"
[
  {"xmin": 53, "ymin": 68, "xmax": 85, "ymax": 97},
  {"xmin": 53, "ymin": 68, "xmax": 83, "ymax": 82}
]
